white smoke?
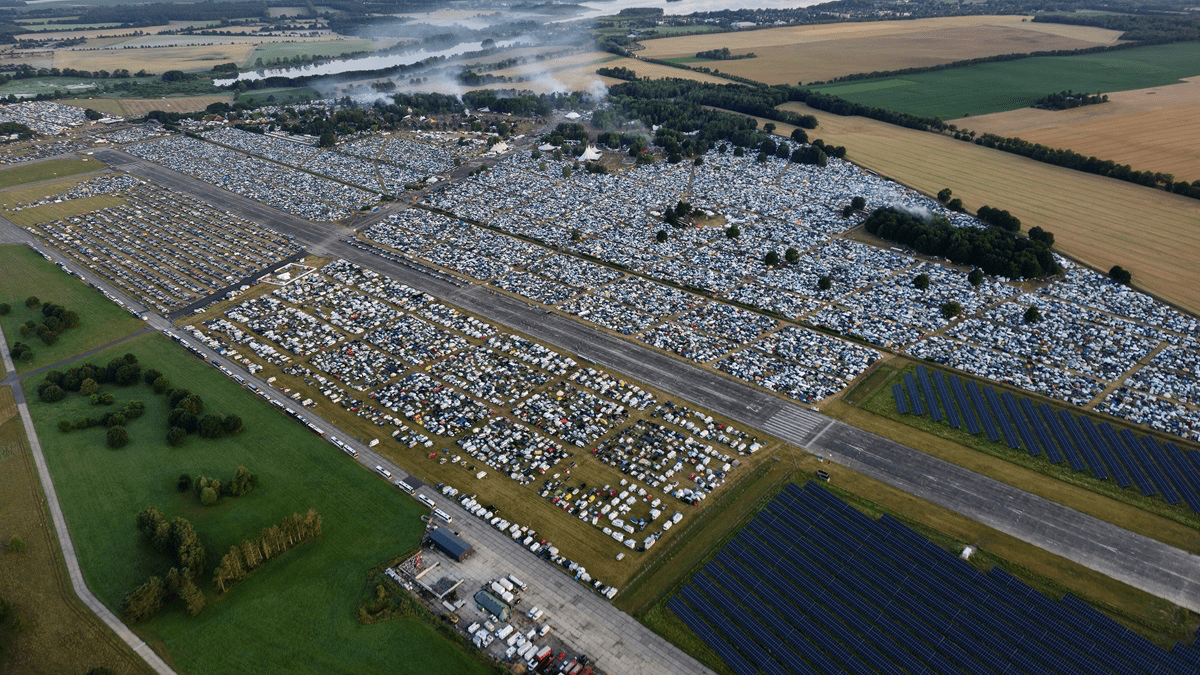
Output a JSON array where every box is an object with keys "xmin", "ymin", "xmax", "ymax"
[{"xmin": 891, "ymin": 203, "xmax": 933, "ymax": 221}]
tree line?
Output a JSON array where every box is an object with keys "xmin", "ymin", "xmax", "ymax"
[
  {"xmin": 1032, "ymin": 12, "xmax": 1200, "ymax": 42},
  {"xmin": 863, "ymin": 206, "xmax": 1060, "ymax": 280},
  {"xmin": 213, "ymin": 509, "xmax": 323, "ymax": 594},
  {"xmin": 695, "ymin": 47, "xmax": 755, "ymax": 60},
  {"xmin": 596, "ymin": 66, "xmax": 639, "ymax": 81}
]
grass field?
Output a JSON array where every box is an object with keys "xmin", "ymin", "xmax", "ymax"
[
  {"xmin": 25, "ymin": 332, "xmax": 491, "ymax": 675},
  {"xmin": 243, "ymin": 39, "xmax": 377, "ymax": 68},
  {"xmin": 0, "ymin": 76, "xmax": 111, "ymax": 98},
  {"xmin": 4, "ymin": 194, "xmax": 126, "ymax": 228},
  {"xmin": 0, "ymin": 245, "xmax": 144, "ymax": 374},
  {"xmin": 955, "ymin": 76, "xmax": 1200, "ymax": 183},
  {"xmin": 811, "ymin": 42, "xmax": 1200, "ymax": 119},
  {"xmin": 234, "ymin": 87, "xmax": 320, "ymax": 106},
  {"xmin": 766, "ymin": 102, "xmax": 1200, "ymax": 315},
  {"xmin": 0, "ymin": 386, "xmax": 152, "ymax": 675},
  {"xmin": 0, "ymin": 158, "xmax": 101, "ymax": 189},
  {"xmin": 61, "ymin": 95, "xmax": 234, "ymax": 117},
  {"xmin": 638, "ymin": 15, "xmax": 1123, "ymax": 86}
]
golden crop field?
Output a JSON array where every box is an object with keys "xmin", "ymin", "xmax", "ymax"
[
  {"xmin": 954, "ymin": 77, "xmax": 1200, "ymax": 183},
  {"xmin": 481, "ymin": 51, "xmax": 729, "ymax": 92},
  {"xmin": 61, "ymin": 94, "xmax": 233, "ymax": 116},
  {"xmin": 640, "ymin": 15, "xmax": 1123, "ymax": 85},
  {"xmin": 55, "ymin": 43, "xmax": 258, "ymax": 73},
  {"xmin": 771, "ymin": 102, "xmax": 1200, "ymax": 314}
]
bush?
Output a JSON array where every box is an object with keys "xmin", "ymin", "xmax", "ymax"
[
  {"xmin": 0, "ymin": 303, "xmax": 8, "ymax": 316},
  {"xmin": 7, "ymin": 535, "xmax": 25, "ymax": 553},
  {"xmin": 106, "ymin": 413, "xmax": 126, "ymax": 428},
  {"xmin": 143, "ymin": 368, "xmax": 162, "ymax": 385},
  {"xmin": 58, "ymin": 419, "xmax": 72, "ymax": 433},
  {"xmin": 24, "ymin": 296, "xmax": 39, "ymax": 308},
  {"xmin": 80, "ymin": 378, "xmax": 99, "ymax": 395},
  {"xmin": 200, "ymin": 486, "xmax": 218, "ymax": 506},
  {"xmin": 106, "ymin": 425, "xmax": 129, "ymax": 449},
  {"xmin": 223, "ymin": 414, "xmax": 243, "ymax": 435},
  {"xmin": 167, "ymin": 426, "xmax": 187, "ymax": 447},
  {"xmin": 153, "ymin": 376, "xmax": 171, "ymax": 394},
  {"xmin": 177, "ymin": 474, "xmax": 192, "ymax": 492},
  {"xmin": 39, "ymin": 384, "xmax": 66, "ymax": 403}
]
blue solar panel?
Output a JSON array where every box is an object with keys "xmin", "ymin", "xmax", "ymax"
[
  {"xmin": 668, "ymin": 596, "xmax": 758, "ymax": 675},
  {"xmin": 1142, "ymin": 435, "xmax": 1187, "ymax": 506},
  {"xmin": 696, "ymin": 571, "xmax": 821, "ymax": 674},
  {"xmin": 1101, "ymin": 423, "xmax": 1156, "ymax": 495},
  {"xmin": 1079, "ymin": 416, "xmax": 1131, "ymax": 488},
  {"xmin": 1058, "ymin": 410, "xmax": 1108, "ymax": 480},
  {"xmin": 1039, "ymin": 403, "xmax": 1086, "ymax": 471},
  {"xmin": 892, "ymin": 384, "xmax": 910, "ymax": 414},
  {"xmin": 903, "ymin": 373, "xmax": 926, "ymax": 415},
  {"xmin": 915, "ymin": 366, "xmax": 942, "ymax": 422},
  {"xmin": 1020, "ymin": 397, "xmax": 1063, "ymax": 464},
  {"xmin": 1163, "ymin": 443, "xmax": 1200, "ymax": 513},
  {"xmin": 965, "ymin": 379, "xmax": 1001, "ymax": 441},
  {"xmin": 949, "ymin": 375, "xmax": 983, "ymax": 435},
  {"xmin": 986, "ymin": 387, "xmax": 1022, "ymax": 448},
  {"xmin": 1121, "ymin": 428, "xmax": 1174, "ymax": 500},
  {"xmin": 932, "ymin": 370, "xmax": 960, "ymax": 429},
  {"xmin": 1003, "ymin": 392, "xmax": 1041, "ymax": 456},
  {"xmin": 682, "ymin": 584, "xmax": 791, "ymax": 675}
]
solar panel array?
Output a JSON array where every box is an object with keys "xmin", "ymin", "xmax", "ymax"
[
  {"xmin": 895, "ymin": 365, "xmax": 1200, "ymax": 514},
  {"xmin": 669, "ymin": 482, "xmax": 1195, "ymax": 674}
]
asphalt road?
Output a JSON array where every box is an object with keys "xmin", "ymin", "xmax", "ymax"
[{"xmin": 84, "ymin": 148, "xmax": 1200, "ymax": 614}]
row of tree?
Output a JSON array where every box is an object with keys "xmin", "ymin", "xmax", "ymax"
[
  {"xmin": 213, "ymin": 510, "xmax": 323, "ymax": 594},
  {"xmin": 863, "ymin": 207, "xmax": 1060, "ymax": 280},
  {"xmin": 596, "ymin": 66, "xmax": 639, "ymax": 81},
  {"xmin": 38, "ymin": 353, "xmax": 142, "ymax": 403},
  {"xmin": 125, "ymin": 508, "xmax": 208, "ymax": 622},
  {"xmin": 695, "ymin": 47, "xmax": 755, "ymax": 60}
]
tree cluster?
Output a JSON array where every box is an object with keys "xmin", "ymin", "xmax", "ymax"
[
  {"xmin": 195, "ymin": 466, "xmax": 259, "ymax": 506},
  {"xmin": 695, "ymin": 47, "xmax": 755, "ymax": 60},
  {"xmin": 975, "ymin": 205, "xmax": 1021, "ymax": 232},
  {"xmin": 1031, "ymin": 90, "xmax": 1107, "ymax": 110},
  {"xmin": 596, "ymin": 66, "xmax": 638, "ymax": 81},
  {"xmin": 213, "ymin": 509, "xmax": 323, "ymax": 594},
  {"xmin": 125, "ymin": 508, "xmax": 207, "ymax": 622},
  {"xmin": 863, "ymin": 207, "xmax": 1060, "ymax": 280},
  {"xmin": 37, "ymin": 353, "xmax": 141, "ymax": 404},
  {"xmin": 1033, "ymin": 13, "xmax": 1200, "ymax": 43},
  {"xmin": 10, "ymin": 299, "xmax": 81, "ymax": 356},
  {"xmin": 162, "ymin": 387, "xmax": 243, "ymax": 445}
]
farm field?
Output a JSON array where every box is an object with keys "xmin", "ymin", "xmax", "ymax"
[
  {"xmin": 770, "ymin": 102, "xmax": 1200, "ymax": 314},
  {"xmin": 0, "ymin": 386, "xmax": 152, "ymax": 675},
  {"xmin": 60, "ymin": 94, "xmax": 235, "ymax": 117},
  {"xmin": 55, "ymin": 43, "xmax": 259, "ymax": 73},
  {"xmin": 954, "ymin": 76, "xmax": 1200, "ymax": 183},
  {"xmin": 24, "ymin": 332, "xmax": 490, "ymax": 675},
  {"xmin": 638, "ymin": 15, "xmax": 1123, "ymax": 86},
  {"xmin": 810, "ymin": 41, "xmax": 1200, "ymax": 119},
  {"xmin": 0, "ymin": 158, "xmax": 101, "ymax": 189},
  {"xmin": 0, "ymin": 245, "xmax": 144, "ymax": 373}
]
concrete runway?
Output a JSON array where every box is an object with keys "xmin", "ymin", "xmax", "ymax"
[{"xmin": 62, "ymin": 151, "xmax": 1200, "ymax": 615}]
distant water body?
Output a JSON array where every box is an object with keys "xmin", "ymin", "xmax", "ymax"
[{"xmin": 217, "ymin": 0, "xmax": 820, "ymax": 84}]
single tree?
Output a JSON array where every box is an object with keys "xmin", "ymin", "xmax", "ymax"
[
  {"xmin": 913, "ymin": 273, "xmax": 930, "ymax": 290},
  {"xmin": 946, "ymin": 198, "xmax": 964, "ymax": 212},
  {"xmin": 178, "ymin": 474, "xmax": 192, "ymax": 492},
  {"xmin": 80, "ymin": 378, "xmax": 99, "ymax": 395},
  {"xmin": 851, "ymin": 196, "xmax": 866, "ymax": 211},
  {"xmin": 785, "ymin": 247, "xmax": 800, "ymax": 264},
  {"xmin": 1108, "ymin": 265, "xmax": 1132, "ymax": 285},
  {"xmin": 0, "ymin": 303, "xmax": 9, "ymax": 315},
  {"xmin": 1023, "ymin": 306, "xmax": 1043, "ymax": 324},
  {"xmin": 940, "ymin": 301, "xmax": 962, "ymax": 319},
  {"xmin": 841, "ymin": 205, "xmax": 854, "ymax": 218},
  {"xmin": 936, "ymin": 188, "xmax": 953, "ymax": 203},
  {"xmin": 167, "ymin": 425, "xmax": 187, "ymax": 447},
  {"xmin": 790, "ymin": 128, "xmax": 807, "ymax": 144},
  {"xmin": 107, "ymin": 425, "xmax": 129, "ymax": 449},
  {"xmin": 967, "ymin": 268, "xmax": 983, "ymax": 287},
  {"xmin": 24, "ymin": 296, "xmax": 39, "ymax": 308},
  {"xmin": 655, "ymin": 230, "xmax": 668, "ymax": 243},
  {"xmin": 817, "ymin": 276, "xmax": 832, "ymax": 291},
  {"xmin": 726, "ymin": 224, "xmax": 740, "ymax": 239},
  {"xmin": 764, "ymin": 250, "xmax": 780, "ymax": 266}
]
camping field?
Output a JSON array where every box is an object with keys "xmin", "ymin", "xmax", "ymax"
[
  {"xmin": 24, "ymin": 332, "xmax": 490, "ymax": 675},
  {"xmin": 637, "ymin": 15, "xmax": 1123, "ymax": 86},
  {"xmin": 955, "ymin": 76, "xmax": 1200, "ymax": 183},
  {"xmin": 0, "ymin": 158, "xmax": 100, "ymax": 190},
  {"xmin": 768, "ymin": 103, "xmax": 1200, "ymax": 315},
  {"xmin": 60, "ymin": 94, "xmax": 235, "ymax": 117},
  {"xmin": 809, "ymin": 41, "xmax": 1200, "ymax": 119},
  {"xmin": 0, "ymin": 245, "xmax": 144, "ymax": 373}
]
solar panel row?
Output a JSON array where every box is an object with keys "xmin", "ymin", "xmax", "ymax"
[
  {"xmin": 670, "ymin": 482, "xmax": 1193, "ymax": 675},
  {"xmin": 893, "ymin": 369, "xmax": 1200, "ymax": 513}
]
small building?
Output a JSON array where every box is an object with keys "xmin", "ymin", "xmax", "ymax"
[
  {"xmin": 474, "ymin": 589, "xmax": 510, "ymax": 621},
  {"xmin": 428, "ymin": 527, "xmax": 474, "ymax": 562}
]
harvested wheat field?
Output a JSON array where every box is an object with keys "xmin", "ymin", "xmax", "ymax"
[
  {"xmin": 56, "ymin": 42, "xmax": 259, "ymax": 73},
  {"xmin": 486, "ymin": 52, "xmax": 729, "ymax": 91},
  {"xmin": 954, "ymin": 77, "xmax": 1200, "ymax": 183},
  {"xmin": 640, "ymin": 15, "xmax": 1123, "ymax": 85},
  {"xmin": 61, "ymin": 94, "xmax": 233, "ymax": 117},
  {"xmin": 772, "ymin": 101, "xmax": 1200, "ymax": 313}
]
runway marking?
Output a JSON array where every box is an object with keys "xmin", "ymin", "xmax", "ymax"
[{"xmin": 760, "ymin": 406, "xmax": 824, "ymax": 444}]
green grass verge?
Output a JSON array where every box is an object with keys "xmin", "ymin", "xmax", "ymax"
[
  {"xmin": 0, "ymin": 159, "xmax": 101, "ymax": 189},
  {"xmin": 24, "ymin": 332, "xmax": 488, "ymax": 675},
  {"xmin": 0, "ymin": 244, "xmax": 144, "ymax": 373},
  {"xmin": 812, "ymin": 42, "xmax": 1200, "ymax": 118},
  {"xmin": 235, "ymin": 87, "xmax": 321, "ymax": 106},
  {"xmin": 856, "ymin": 360, "xmax": 1200, "ymax": 534}
]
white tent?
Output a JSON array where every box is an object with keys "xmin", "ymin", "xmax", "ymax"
[{"xmin": 580, "ymin": 146, "xmax": 602, "ymax": 161}]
